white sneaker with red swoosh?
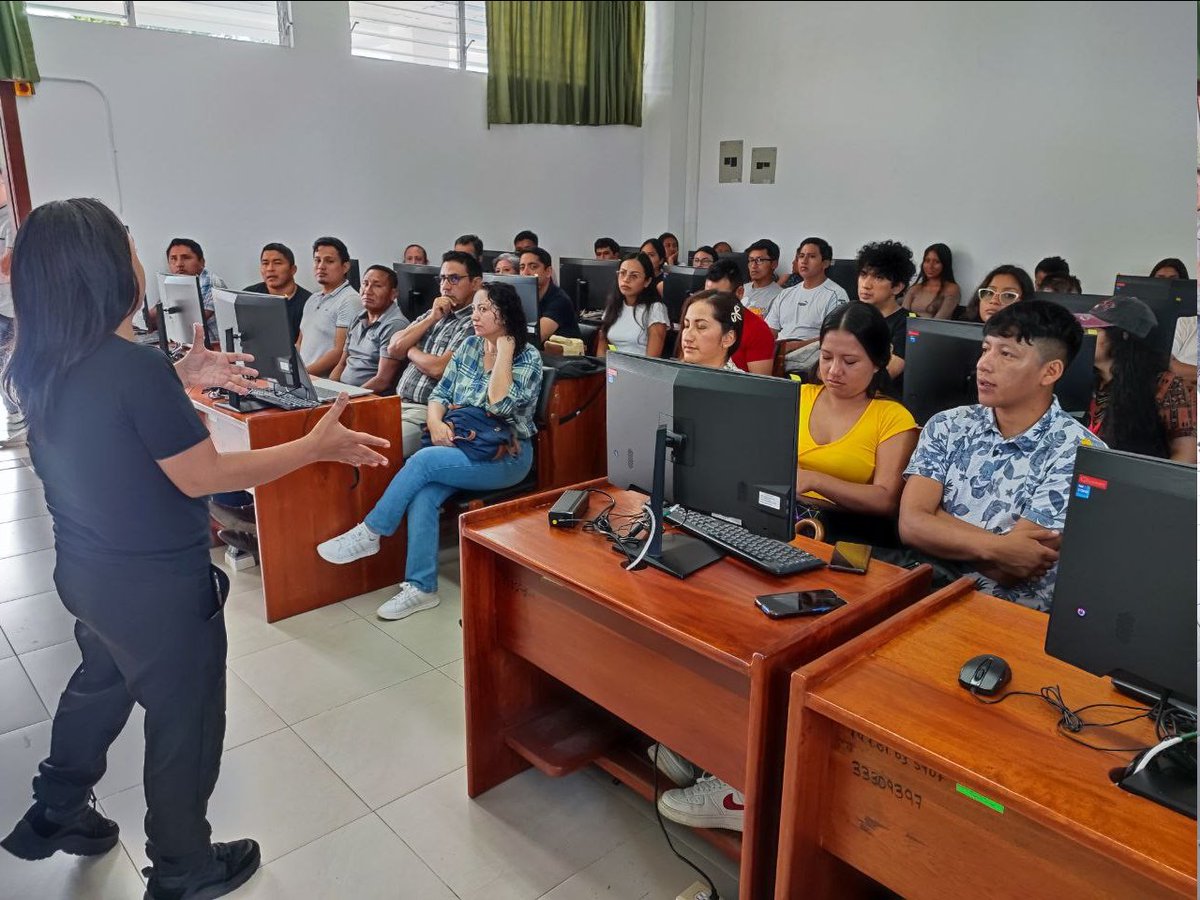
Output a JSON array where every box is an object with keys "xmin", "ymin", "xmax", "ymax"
[{"xmin": 657, "ymin": 775, "xmax": 745, "ymax": 831}]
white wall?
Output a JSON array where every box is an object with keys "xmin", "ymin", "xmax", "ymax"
[
  {"xmin": 692, "ymin": 1, "xmax": 1196, "ymax": 296},
  {"xmin": 19, "ymin": 2, "xmax": 647, "ymax": 294}
]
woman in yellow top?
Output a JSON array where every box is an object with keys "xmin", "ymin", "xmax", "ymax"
[{"xmin": 798, "ymin": 302, "xmax": 918, "ymax": 519}]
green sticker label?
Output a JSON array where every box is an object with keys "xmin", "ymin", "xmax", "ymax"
[{"xmin": 956, "ymin": 784, "xmax": 1004, "ymax": 813}]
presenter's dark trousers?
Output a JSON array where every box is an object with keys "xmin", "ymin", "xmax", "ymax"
[{"xmin": 29, "ymin": 557, "xmax": 229, "ymax": 875}]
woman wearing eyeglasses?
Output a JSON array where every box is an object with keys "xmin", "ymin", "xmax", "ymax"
[
  {"xmin": 320, "ymin": 280, "xmax": 543, "ymax": 619},
  {"xmin": 963, "ymin": 264, "xmax": 1035, "ymax": 323},
  {"xmin": 597, "ymin": 252, "xmax": 669, "ymax": 357}
]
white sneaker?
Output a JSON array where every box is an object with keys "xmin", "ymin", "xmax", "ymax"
[
  {"xmin": 1, "ymin": 417, "xmax": 26, "ymax": 448},
  {"xmin": 647, "ymin": 743, "xmax": 698, "ymax": 786},
  {"xmin": 377, "ymin": 582, "xmax": 440, "ymax": 620},
  {"xmin": 657, "ymin": 775, "xmax": 745, "ymax": 831},
  {"xmin": 316, "ymin": 523, "xmax": 379, "ymax": 564}
]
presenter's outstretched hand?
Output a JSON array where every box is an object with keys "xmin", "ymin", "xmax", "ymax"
[
  {"xmin": 308, "ymin": 394, "xmax": 391, "ymax": 467},
  {"xmin": 177, "ymin": 322, "xmax": 259, "ymax": 393}
]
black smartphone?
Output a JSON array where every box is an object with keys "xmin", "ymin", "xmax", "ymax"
[
  {"xmin": 755, "ymin": 589, "xmax": 846, "ymax": 619},
  {"xmin": 830, "ymin": 541, "xmax": 872, "ymax": 575}
]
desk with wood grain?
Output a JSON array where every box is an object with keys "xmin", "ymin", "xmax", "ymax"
[
  {"xmin": 191, "ymin": 391, "xmax": 405, "ymax": 622},
  {"xmin": 774, "ymin": 578, "xmax": 1197, "ymax": 899},
  {"xmin": 458, "ymin": 481, "xmax": 932, "ymax": 899}
]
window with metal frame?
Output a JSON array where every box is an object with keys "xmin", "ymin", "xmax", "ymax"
[
  {"xmin": 349, "ymin": 1, "xmax": 487, "ymax": 73},
  {"xmin": 27, "ymin": 1, "xmax": 292, "ymax": 46}
]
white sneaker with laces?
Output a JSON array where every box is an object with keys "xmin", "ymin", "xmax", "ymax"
[
  {"xmin": 647, "ymin": 743, "xmax": 698, "ymax": 786},
  {"xmin": 657, "ymin": 775, "xmax": 745, "ymax": 831},
  {"xmin": 316, "ymin": 523, "xmax": 380, "ymax": 564},
  {"xmin": 377, "ymin": 582, "xmax": 440, "ymax": 620}
]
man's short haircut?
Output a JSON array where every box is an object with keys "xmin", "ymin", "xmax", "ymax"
[
  {"xmin": 514, "ymin": 229, "xmax": 538, "ymax": 246},
  {"xmin": 745, "ymin": 238, "xmax": 780, "ymax": 261},
  {"xmin": 167, "ymin": 237, "xmax": 204, "ymax": 260},
  {"xmin": 364, "ymin": 264, "xmax": 398, "ymax": 290},
  {"xmin": 798, "ymin": 237, "xmax": 833, "ymax": 261},
  {"xmin": 705, "ymin": 257, "xmax": 744, "ymax": 289},
  {"xmin": 1038, "ymin": 273, "xmax": 1082, "ymax": 294},
  {"xmin": 984, "ymin": 299, "xmax": 1083, "ymax": 368},
  {"xmin": 403, "ymin": 242, "xmax": 427, "ymax": 259},
  {"xmin": 455, "ymin": 234, "xmax": 483, "ymax": 258},
  {"xmin": 442, "ymin": 249, "xmax": 482, "ymax": 280},
  {"xmin": 1035, "ymin": 255, "xmax": 1070, "ymax": 277},
  {"xmin": 594, "ymin": 236, "xmax": 620, "ymax": 255},
  {"xmin": 856, "ymin": 240, "xmax": 916, "ymax": 287},
  {"xmin": 260, "ymin": 242, "xmax": 295, "ymax": 267},
  {"xmin": 521, "ymin": 246, "xmax": 552, "ymax": 268},
  {"xmin": 312, "ymin": 236, "xmax": 350, "ymax": 263}
]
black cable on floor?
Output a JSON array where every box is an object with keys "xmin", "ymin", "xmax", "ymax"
[{"xmin": 651, "ymin": 745, "xmax": 720, "ymax": 900}]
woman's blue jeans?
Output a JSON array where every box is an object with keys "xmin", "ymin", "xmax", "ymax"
[{"xmin": 364, "ymin": 440, "xmax": 533, "ymax": 593}]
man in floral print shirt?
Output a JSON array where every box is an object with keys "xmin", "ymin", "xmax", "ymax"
[{"xmin": 899, "ymin": 301, "xmax": 1104, "ymax": 611}]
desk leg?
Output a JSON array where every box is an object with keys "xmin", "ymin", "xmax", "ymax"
[{"xmin": 461, "ymin": 538, "xmax": 558, "ymax": 797}]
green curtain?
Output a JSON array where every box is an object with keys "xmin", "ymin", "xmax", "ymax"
[
  {"xmin": 0, "ymin": 2, "xmax": 38, "ymax": 83},
  {"xmin": 486, "ymin": 1, "xmax": 644, "ymax": 127}
]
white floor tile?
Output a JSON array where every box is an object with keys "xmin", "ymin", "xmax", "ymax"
[
  {"xmin": 0, "ymin": 457, "xmax": 28, "ymax": 471},
  {"xmin": 0, "ymin": 657, "xmax": 48, "ymax": 734},
  {"xmin": 0, "ymin": 466, "xmax": 39, "ymax": 495},
  {"xmin": 0, "ymin": 629, "xmax": 13, "ymax": 661},
  {"xmin": 0, "ymin": 548, "xmax": 56, "ymax": 603},
  {"xmin": 237, "ymin": 814, "xmax": 457, "ymax": 900},
  {"xmin": 224, "ymin": 671, "xmax": 287, "ymax": 751},
  {"xmin": 0, "ymin": 488, "xmax": 46, "ymax": 526},
  {"xmin": 0, "ymin": 445, "xmax": 30, "ymax": 463},
  {"xmin": 0, "ymin": 844, "xmax": 146, "ymax": 900},
  {"xmin": 0, "ymin": 515, "xmax": 53, "ymax": 559},
  {"xmin": 101, "ymin": 729, "xmax": 369, "ymax": 867},
  {"xmin": 0, "ymin": 590, "xmax": 75, "ymax": 655},
  {"xmin": 0, "ymin": 721, "xmax": 50, "ymax": 823},
  {"xmin": 293, "ymin": 670, "xmax": 465, "ymax": 810},
  {"xmin": 439, "ymin": 659, "xmax": 465, "ymax": 687},
  {"xmin": 378, "ymin": 767, "xmax": 655, "ymax": 900},
  {"xmin": 537, "ymin": 825, "xmax": 705, "ymax": 900},
  {"xmin": 17, "ymin": 640, "xmax": 79, "ymax": 714},
  {"xmin": 344, "ymin": 586, "xmax": 465, "ymax": 668},
  {"xmin": 223, "ymin": 590, "xmax": 359, "ymax": 661},
  {"xmin": 229, "ymin": 619, "xmax": 429, "ymax": 724}
]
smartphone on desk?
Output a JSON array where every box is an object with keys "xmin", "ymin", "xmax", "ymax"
[
  {"xmin": 756, "ymin": 589, "xmax": 846, "ymax": 619},
  {"xmin": 829, "ymin": 541, "xmax": 872, "ymax": 575}
]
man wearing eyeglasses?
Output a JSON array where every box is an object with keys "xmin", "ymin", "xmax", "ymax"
[
  {"xmin": 299, "ymin": 236, "xmax": 359, "ymax": 376},
  {"xmin": 387, "ymin": 250, "xmax": 482, "ymax": 456},
  {"xmin": 741, "ymin": 239, "xmax": 782, "ymax": 317}
]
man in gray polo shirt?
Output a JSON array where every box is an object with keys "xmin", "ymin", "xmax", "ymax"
[
  {"xmin": 387, "ymin": 250, "xmax": 482, "ymax": 456},
  {"xmin": 299, "ymin": 236, "xmax": 359, "ymax": 376},
  {"xmin": 331, "ymin": 265, "xmax": 409, "ymax": 392}
]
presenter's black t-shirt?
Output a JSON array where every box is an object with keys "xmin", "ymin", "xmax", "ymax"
[{"xmin": 28, "ymin": 335, "xmax": 212, "ymax": 569}]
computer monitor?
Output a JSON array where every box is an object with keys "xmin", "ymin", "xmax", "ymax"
[
  {"xmin": 661, "ymin": 265, "xmax": 709, "ymax": 323},
  {"xmin": 619, "ymin": 245, "xmax": 641, "ymax": 256},
  {"xmin": 1046, "ymin": 446, "xmax": 1196, "ymax": 710},
  {"xmin": 393, "ymin": 263, "xmax": 441, "ymax": 321},
  {"xmin": 1112, "ymin": 274, "xmax": 1196, "ymax": 358},
  {"xmin": 482, "ymin": 273, "xmax": 539, "ymax": 341},
  {"xmin": 1034, "ymin": 292, "xmax": 1112, "ymax": 316},
  {"xmin": 826, "ymin": 259, "xmax": 859, "ymax": 301},
  {"xmin": 157, "ymin": 273, "xmax": 205, "ymax": 346},
  {"xmin": 606, "ymin": 351, "xmax": 800, "ymax": 542},
  {"xmin": 902, "ymin": 318, "xmax": 1096, "ymax": 424},
  {"xmin": 347, "ymin": 259, "xmax": 361, "ymax": 292},
  {"xmin": 231, "ymin": 293, "xmax": 299, "ymax": 389},
  {"xmin": 211, "ymin": 288, "xmax": 242, "ymax": 353},
  {"xmin": 559, "ymin": 258, "xmax": 619, "ymax": 312}
]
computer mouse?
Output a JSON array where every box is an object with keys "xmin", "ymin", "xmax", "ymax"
[{"xmin": 958, "ymin": 654, "xmax": 1011, "ymax": 695}]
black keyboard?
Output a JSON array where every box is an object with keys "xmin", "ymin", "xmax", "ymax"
[
  {"xmin": 246, "ymin": 388, "xmax": 320, "ymax": 411},
  {"xmin": 664, "ymin": 505, "xmax": 826, "ymax": 577}
]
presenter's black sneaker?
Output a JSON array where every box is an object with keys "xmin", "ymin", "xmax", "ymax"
[
  {"xmin": 0, "ymin": 796, "xmax": 120, "ymax": 860},
  {"xmin": 143, "ymin": 838, "xmax": 261, "ymax": 900}
]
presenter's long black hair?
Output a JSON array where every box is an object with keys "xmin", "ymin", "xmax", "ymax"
[{"xmin": 2, "ymin": 198, "xmax": 141, "ymax": 438}]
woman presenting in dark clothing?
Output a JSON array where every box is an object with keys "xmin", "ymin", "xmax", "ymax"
[{"xmin": 0, "ymin": 199, "xmax": 389, "ymax": 900}]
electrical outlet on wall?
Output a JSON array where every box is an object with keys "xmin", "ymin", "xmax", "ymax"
[
  {"xmin": 718, "ymin": 140, "xmax": 743, "ymax": 183},
  {"xmin": 750, "ymin": 146, "xmax": 777, "ymax": 184}
]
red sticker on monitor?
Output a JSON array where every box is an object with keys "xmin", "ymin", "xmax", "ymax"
[{"xmin": 1078, "ymin": 475, "xmax": 1108, "ymax": 490}]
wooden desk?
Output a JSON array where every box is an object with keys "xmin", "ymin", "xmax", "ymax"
[
  {"xmin": 459, "ymin": 481, "xmax": 932, "ymax": 899},
  {"xmin": 192, "ymin": 391, "xmax": 405, "ymax": 621},
  {"xmin": 775, "ymin": 579, "xmax": 1197, "ymax": 899},
  {"xmin": 533, "ymin": 370, "xmax": 605, "ymax": 493}
]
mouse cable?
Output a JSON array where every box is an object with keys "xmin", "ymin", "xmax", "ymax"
[
  {"xmin": 650, "ymin": 745, "xmax": 720, "ymax": 900},
  {"xmin": 971, "ymin": 684, "xmax": 1158, "ymax": 754}
]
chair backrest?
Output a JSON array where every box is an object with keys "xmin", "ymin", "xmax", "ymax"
[{"xmin": 536, "ymin": 366, "xmax": 558, "ymax": 425}]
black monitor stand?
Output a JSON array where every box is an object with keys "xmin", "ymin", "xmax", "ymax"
[
  {"xmin": 1110, "ymin": 676, "xmax": 1197, "ymax": 818},
  {"xmin": 623, "ymin": 424, "xmax": 723, "ymax": 579},
  {"xmin": 155, "ymin": 302, "xmax": 170, "ymax": 357}
]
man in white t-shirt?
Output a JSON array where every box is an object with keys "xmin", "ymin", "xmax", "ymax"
[
  {"xmin": 298, "ymin": 236, "xmax": 360, "ymax": 376},
  {"xmin": 1170, "ymin": 315, "xmax": 1197, "ymax": 382},
  {"xmin": 766, "ymin": 236, "xmax": 849, "ymax": 373},
  {"xmin": 741, "ymin": 239, "xmax": 782, "ymax": 317}
]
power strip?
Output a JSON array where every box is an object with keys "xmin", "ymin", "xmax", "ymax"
[{"xmin": 676, "ymin": 882, "xmax": 713, "ymax": 900}]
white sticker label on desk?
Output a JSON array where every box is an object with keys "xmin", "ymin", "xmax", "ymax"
[{"xmin": 758, "ymin": 491, "xmax": 781, "ymax": 511}]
